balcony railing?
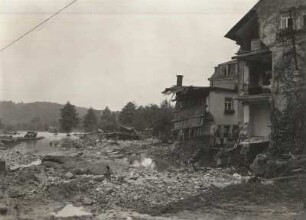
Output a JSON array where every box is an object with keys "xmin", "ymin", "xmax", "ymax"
[
  {"xmin": 242, "ymin": 84, "xmax": 271, "ymax": 96},
  {"xmin": 173, "ymin": 107, "xmax": 205, "ymax": 121}
]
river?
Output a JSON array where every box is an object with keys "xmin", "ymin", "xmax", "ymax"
[{"xmin": 11, "ymin": 131, "xmax": 77, "ymax": 155}]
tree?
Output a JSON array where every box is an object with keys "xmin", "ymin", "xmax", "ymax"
[
  {"xmin": 153, "ymin": 100, "xmax": 174, "ymax": 141},
  {"xmin": 100, "ymin": 107, "xmax": 118, "ymax": 132},
  {"xmin": 83, "ymin": 108, "xmax": 98, "ymax": 132},
  {"xmin": 133, "ymin": 104, "xmax": 159, "ymax": 131},
  {"xmin": 59, "ymin": 102, "xmax": 79, "ymax": 133},
  {"xmin": 119, "ymin": 102, "xmax": 137, "ymax": 126}
]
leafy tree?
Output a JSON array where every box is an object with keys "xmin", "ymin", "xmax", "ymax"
[
  {"xmin": 100, "ymin": 107, "xmax": 118, "ymax": 132},
  {"xmin": 83, "ymin": 108, "xmax": 98, "ymax": 132},
  {"xmin": 153, "ymin": 100, "xmax": 174, "ymax": 141},
  {"xmin": 133, "ymin": 104, "xmax": 159, "ymax": 131},
  {"xmin": 132, "ymin": 106, "xmax": 147, "ymax": 130},
  {"xmin": 119, "ymin": 102, "xmax": 137, "ymax": 126},
  {"xmin": 59, "ymin": 102, "xmax": 79, "ymax": 133},
  {"xmin": 269, "ymin": 48, "xmax": 306, "ymax": 155}
]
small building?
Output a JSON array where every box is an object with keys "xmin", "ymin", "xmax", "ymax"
[
  {"xmin": 163, "ymin": 75, "xmax": 239, "ymax": 146},
  {"xmin": 225, "ymin": 0, "xmax": 306, "ymax": 142}
]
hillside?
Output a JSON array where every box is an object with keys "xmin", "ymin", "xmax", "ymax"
[{"xmin": 0, "ymin": 101, "xmax": 91, "ymax": 129}]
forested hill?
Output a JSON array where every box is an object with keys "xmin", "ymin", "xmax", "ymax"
[{"xmin": 0, "ymin": 101, "xmax": 89, "ymax": 128}]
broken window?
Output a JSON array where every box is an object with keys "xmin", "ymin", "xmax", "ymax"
[
  {"xmin": 225, "ymin": 98, "xmax": 234, "ymax": 111},
  {"xmin": 280, "ymin": 12, "xmax": 293, "ymax": 30}
]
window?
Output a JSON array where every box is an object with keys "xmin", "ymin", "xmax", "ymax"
[
  {"xmin": 280, "ymin": 12, "xmax": 293, "ymax": 30},
  {"xmin": 224, "ymin": 98, "xmax": 235, "ymax": 114},
  {"xmin": 225, "ymin": 98, "xmax": 233, "ymax": 111},
  {"xmin": 228, "ymin": 64, "xmax": 237, "ymax": 76},
  {"xmin": 221, "ymin": 66, "xmax": 228, "ymax": 77},
  {"xmin": 304, "ymin": 15, "xmax": 306, "ymax": 29}
]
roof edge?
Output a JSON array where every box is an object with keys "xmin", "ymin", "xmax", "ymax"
[{"xmin": 225, "ymin": 0, "xmax": 261, "ymax": 41}]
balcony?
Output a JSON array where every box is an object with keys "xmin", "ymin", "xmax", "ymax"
[
  {"xmin": 173, "ymin": 107, "xmax": 205, "ymax": 122},
  {"xmin": 173, "ymin": 117, "xmax": 204, "ymax": 130},
  {"xmin": 239, "ymin": 84, "xmax": 271, "ymax": 103},
  {"xmin": 247, "ymin": 85, "xmax": 271, "ymax": 95}
]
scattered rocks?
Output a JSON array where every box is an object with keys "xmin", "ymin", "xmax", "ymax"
[
  {"xmin": 48, "ymin": 182, "xmax": 78, "ymax": 201},
  {"xmin": 1, "ymin": 135, "xmax": 301, "ymax": 219},
  {"xmin": 16, "ymin": 169, "xmax": 37, "ymax": 182},
  {"xmin": 83, "ymin": 197, "xmax": 94, "ymax": 206},
  {"xmin": 93, "ymin": 176, "xmax": 105, "ymax": 182},
  {"xmin": 251, "ymin": 153, "xmax": 293, "ymax": 178},
  {"xmin": 7, "ymin": 188, "xmax": 25, "ymax": 198},
  {"xmin": 64, "ymin": 172, "xmax": 74, "ymax": 179},
  {"xmin": 42, "ymin": 155, "xmax": 67, "ymax": 164}
]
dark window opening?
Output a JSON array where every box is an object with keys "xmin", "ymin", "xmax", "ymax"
[
  {"xmin": 280, "ymin": 12, "xmax": 294, "ymax": 30},
  {"xmin": 221, "ymin": 66, "xmax": 228, "ymax": 77},
  {"xmin": 224, "ymin": 98, "xmax": 235, "ymax": 114},
  {"xmin": 288, "ymin": 17, "xmax": 293, "ymax": 29},
  {"xmin": 225, "ymin": 98, "xmax": 233, "ymax": 111}
]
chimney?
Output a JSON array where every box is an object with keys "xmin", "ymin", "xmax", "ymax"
[{"xmin": 176, "ymin": 75, "xmax": 183, "ymax": 86}]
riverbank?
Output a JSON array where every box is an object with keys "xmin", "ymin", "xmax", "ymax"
[{"xmin": 0, "ymin": 134, "xmax": 305, "ymax": 219}]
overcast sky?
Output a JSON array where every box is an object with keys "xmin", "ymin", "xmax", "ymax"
[{"xmin": 0, "ymin": 0, "xmax": 258, "ymax": 110}]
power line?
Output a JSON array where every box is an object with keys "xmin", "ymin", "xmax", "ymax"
[{"xmin": 0, "ymin": 0, "xmax": 77, "ymax": 53}]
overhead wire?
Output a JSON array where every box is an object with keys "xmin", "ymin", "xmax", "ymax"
[{"xmin": 0, "ymin": 0, "xmax": 78, "ymax": 53}]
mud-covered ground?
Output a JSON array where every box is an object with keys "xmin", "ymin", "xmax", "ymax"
[{"xmin": 0, "ymin": 134, "xmax": 305, "ymax": 219}]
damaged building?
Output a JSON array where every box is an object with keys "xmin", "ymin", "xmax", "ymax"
[
  {"xmin": 225, "ymin": 0, "xmax": 306, "ymax": 143},
  {"xmin": 163, "ymin": 0, "xmax": 305, "ymax": 150},
  {"xmin": 163, "ymin": 75, "xmax": 239, "ymax": 146}
]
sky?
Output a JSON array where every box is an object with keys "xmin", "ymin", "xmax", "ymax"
[{"xmin": 0, "ymin": 0, "xmax": 258, "ymax": 110}]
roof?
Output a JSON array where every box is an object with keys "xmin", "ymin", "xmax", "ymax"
[
  {"xmin": 209, "ymin": 60, "xmax": 238, "ymax": 80},
  {"xmin": 162, "ymin": 86, "xmax": 236, "ymax": 96},
  {"xmin": 216, "ymin": 60, "xmax": 237, "ymax": 66},
  {"xmin": 232, "ymin": 48, "xmax": 271, "ymax": 60},
  {"xmin": 225, "ymin": 0, "xmax": 261, "ymax": 41}
]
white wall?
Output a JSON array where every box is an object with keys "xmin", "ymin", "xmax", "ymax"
[
  {"xmin": 208, "ymin": 90, "xmax": 239, "ymax": 125},
  {"xmin": 243, "ymin": 104, "xmax": 250, "ymax": 123},
  {"xmin": 212, "ymin": 79, "xmax": 236, "ymax": 90}
]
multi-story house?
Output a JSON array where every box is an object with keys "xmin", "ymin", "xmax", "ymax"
[
  {"xmin": 225, "ymin": 0, "xmax": 306, "ymax": 142},
  {"xmin": 163, "ymin": 73, "xmax": 239, "ymax": 146}
]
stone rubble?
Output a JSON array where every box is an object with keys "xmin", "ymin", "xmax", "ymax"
[{"xmin": 0, "ymin": 135, "xmax": 302, "ymax": 219}]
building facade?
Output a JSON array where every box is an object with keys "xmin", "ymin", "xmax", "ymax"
[
  {"xmin": 163, "ymin": 75, "xmax": 239, "ymax": 146},
  {"xmin": 225, "ymin": 0, "xmax": 306, "ymax": 142}
]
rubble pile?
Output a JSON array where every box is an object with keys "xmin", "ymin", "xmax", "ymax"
[
  {"xmin": 0, "ymin": 135, "xmax": 304, "ymax": 219},
  {"xmin": 0, "ymin": 150, "xmax": 40, "ymax": 169},
  {"xmin": 85, "ymin": 168, "xmax": 242, "ymax": 215}
]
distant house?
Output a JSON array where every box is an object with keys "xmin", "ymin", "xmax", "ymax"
[
  {"xmin": 225, "ymin": 0, "xmax": 306, "ymax": 142},
  {"xmin": 163, "ymin": 75, "xmax": 239, "ymax": 146}
]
